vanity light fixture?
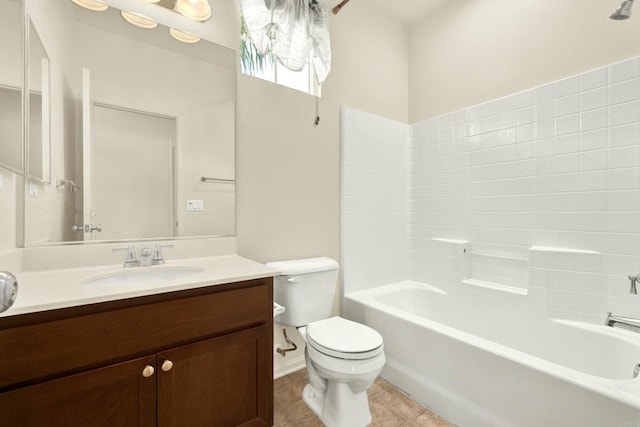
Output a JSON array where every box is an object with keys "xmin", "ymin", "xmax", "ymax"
[
  {"xmin": 169, "ymin": 27, "xmax": 201, "ymax": 43},
  {"xmin": 72, "ymin": 0, "xmax": 205, "ymax": 43},
  {"xmin": 174, "ymin": 0, "xmax": 212, "ymax": 22},
  {"xmin": 121, "ymin": 10, "xmax": 159, "ymax": 29},
  {"xmin": 71, "ymin": 0, "xmax": 108, "ymax": 12}
]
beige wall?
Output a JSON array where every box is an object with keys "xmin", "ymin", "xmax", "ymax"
[
  {"xmin": 409, "ymin": 0, "xmax": 640, "ymax": 122},
  {"xmin": 237, "ymin": 1, "xmax": 409, "ymax": 265}
]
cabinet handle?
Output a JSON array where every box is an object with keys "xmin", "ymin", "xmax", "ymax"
[
  {"xmin": 161, "ymin": 359, "xmax": 174, "ymax": 372},
  {"xmin": 142, "ymin": 365, "xmax": 155, "ymax": 378}
]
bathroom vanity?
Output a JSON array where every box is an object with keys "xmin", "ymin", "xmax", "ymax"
[{"xmin": 0, "ymin": 255, "xmax": 275, "ymax": 427}]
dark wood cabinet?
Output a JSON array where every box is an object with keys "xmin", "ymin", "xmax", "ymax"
[
  {"xmin": 0, "ymin": 355, "xmax": 157, "ymax": 427},
  {"xmin": 0, "ymin": 278, "xmax": 273, "ymax": 427},
  {"xmin": 158, "ymin": 325, "xmax": 271, "ymax": 427}
]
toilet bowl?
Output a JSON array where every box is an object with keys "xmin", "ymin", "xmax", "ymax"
[
  {"xmin": 299, "ymin": 316, "xmax": 385, "ymax": 427},
  {"xmin": 267, "ymin": 257, "xmax": 386, "ymax": 427}
]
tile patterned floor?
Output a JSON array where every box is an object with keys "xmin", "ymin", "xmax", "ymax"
[{"xmin": 274, "ymin": 369, "xmax": 454, "ymax": 427}]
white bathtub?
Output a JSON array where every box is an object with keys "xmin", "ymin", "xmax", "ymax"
[{"xmin": 345, "ymin": 281, "xmax": 640, "ymax": 427}]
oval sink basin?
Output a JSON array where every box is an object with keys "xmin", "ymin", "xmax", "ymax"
[{"xmin": 83, "ymin": 267, "xmax": 205, "ymax": 286}]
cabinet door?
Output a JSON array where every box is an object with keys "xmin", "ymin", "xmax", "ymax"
[
  {"xmin": 157, "ymin": 325, "xmax": 272, "ymax": 427},
  {"xmin": 0, "ymin": 355, "xmax": 157, "ymax": 427}
]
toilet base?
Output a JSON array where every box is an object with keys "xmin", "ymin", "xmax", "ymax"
[
  {"xmin": 302, "ymin": 383, "xmax": 324, "ymax": 418},
  {"xmin": 303, "ymin": 382, "xmax": 372, "ymax": 427}
]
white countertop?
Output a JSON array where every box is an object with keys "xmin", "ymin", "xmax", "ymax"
[{"xmin": 1, "ymin": 255, "xmax": 279, "ymax": 317}]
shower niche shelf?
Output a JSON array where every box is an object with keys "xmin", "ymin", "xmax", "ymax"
[{"xmin": 463, "ymin": 251, "xmax": 529, "ymax": 296}]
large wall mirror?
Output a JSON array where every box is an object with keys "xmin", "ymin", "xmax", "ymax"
[
  {"xmin": 23, "ymin": 0, "xmax": 236, "ymax": 245},
  {"xmin": 0, "ymin": 0, "xmax": 24, "ymax": 176}
]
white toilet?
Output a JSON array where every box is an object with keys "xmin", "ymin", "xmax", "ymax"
[{"xmin": 267, "ymin": 257, "xmax": 385, "ymax": 427}]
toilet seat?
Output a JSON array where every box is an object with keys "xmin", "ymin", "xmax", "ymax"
[{"xmin": 306, "ymin": 316, "xmax": 383, "ymax": 360}]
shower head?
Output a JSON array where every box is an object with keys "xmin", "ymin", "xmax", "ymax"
[{"xmin": 610, "ymin": 0, "xmax": 634, "ymax": 20}]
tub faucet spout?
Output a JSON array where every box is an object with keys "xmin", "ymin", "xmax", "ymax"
[{"xmin": 606, "ymin": 312, "xmax": 640, "ymax": 332}]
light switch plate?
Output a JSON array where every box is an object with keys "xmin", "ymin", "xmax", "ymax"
[
  {"xmin": 186, "ymin": 200, "xmax": 204, "ymax": 211},
  {"xmin": 28, "ymin": 180, "xmax": 38, "ymax": 197}
]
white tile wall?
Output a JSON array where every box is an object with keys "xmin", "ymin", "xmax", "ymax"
[
  {"xmin": 342, "ymin": 55, "xmax": 640, "ymax": 320},
  {"xmin": 341, "ymin": 108, "xmax": 411, "ymax": 294},
  {"xmin": 410, "ymin": 56, "xmax": 640, "ymax": 320}
]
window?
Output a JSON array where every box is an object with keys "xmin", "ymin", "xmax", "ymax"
[{"xmin": 240, "ymin": 18, "xmax": 321, "ymax": 97}]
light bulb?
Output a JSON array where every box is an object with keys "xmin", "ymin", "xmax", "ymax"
[
  {"xmin": 121, "ymin": 11, "xmax": 158, "ymax": 29},
  {"xmin": 71, "ymin": 0, "xmax": 108, "ymax": 12},
  {"xmin": 169, "ymin": 28, "xmax": 201, "ymax": 43},
  {"xmin": 174, "ymin": 0, "xmax": 212, "ymax": 22}
]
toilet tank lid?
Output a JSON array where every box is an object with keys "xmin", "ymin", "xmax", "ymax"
[{"xmin": 265, "ymin": 257, "xmax": 338, "ymax": 275}]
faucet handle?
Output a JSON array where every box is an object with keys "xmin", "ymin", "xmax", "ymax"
[
  {"xmin": 630, "ymin": 275, "xmax": 639, "ymax": 295},
  {"xmin": 113, "ymin": 246, "xmax": 138, "ymax": 267},
  {"xmin": 152, "ymin": 244, "xmax": 174, "ymax": 265}
]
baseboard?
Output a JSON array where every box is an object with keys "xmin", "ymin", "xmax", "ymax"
[{"xmin": 274, "ymin": 353, "xmax": 305, "ymax": 379}]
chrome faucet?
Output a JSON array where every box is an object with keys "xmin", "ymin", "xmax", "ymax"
[
  {"xmin": 113, "ymin": 246, "xmax": 138, "ymax": 268},
  {"xmin": 151, "ymin": 244, "xmax": 174, "ymax": 265},
  {"xmin": 139, "ymin": 248, "xmax": 152, "ymax": 267},
  {"xmin": 605, "ymin": 312, "xmax": 640, "ymax": 332},
  {"xmin": 114, "ymin": 245, "xmax": 174, "ymax": 268}
]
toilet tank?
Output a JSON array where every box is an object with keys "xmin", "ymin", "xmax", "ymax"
[{"xmin": 266, "ymin": 257, "xmax": 339, "ymax": 327}]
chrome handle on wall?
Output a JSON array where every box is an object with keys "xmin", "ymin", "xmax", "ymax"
[
  {"xmin": 84, "ymin": 224, "xmax": 102, "ymax": 233},
  {"xmin": 71, "ymin": 225, "xmax": 83, "ymax": 232},
  {"xmin": 200, "ymin": 176, "xmax": 235, "ymax": 184}
]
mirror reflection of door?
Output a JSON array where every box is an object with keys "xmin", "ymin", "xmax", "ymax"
[{"xmin": 90, "ymin": 104, "xmax": 176, "ymax": 241}]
